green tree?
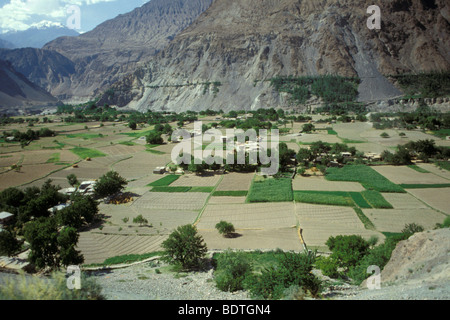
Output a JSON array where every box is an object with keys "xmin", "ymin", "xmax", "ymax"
[
  {"xmin": 24, "ymin": 217, "xmax": 60, "ymax": 269},
  {"xmin": 57, "ymin": 227, "xmax": 84, "ymax": 267},
  {"xmin": 161, "ymin": 224, "xmax": 207, "ymax": 270},
  {"xmin": 66, "ymin": 174, "xmax": 79, "ymax": 188},
  {"xmin": 146, "ymin": 131, "xmax": 164, "ymax": 145},
  {"xmin": 128, "ymin": 121, "xmax": 137, "ymax": 130},
  {"xmin": 94, "ymin": 171, "xmax": 128, "ymax": 198},
  {"xmin": 302, "ymin": 123, "xmax": 315, "ymax": 133},
  {"xmin": 215, "ymin": 221, "xmax": 235, "ymax": 238},
  {"xmin": 0, "ymin": 230, "xmax": 21, "ymax": 257},
  {"xmin": 133, "ymin": 214, "xmax": 149, "ymax": 226}
]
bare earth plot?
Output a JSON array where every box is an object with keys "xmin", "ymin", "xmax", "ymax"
[
  {"xmin": 372, "ymin": 165, "xmax": 450, "ymax": 185},
  {"xmin": 292, "ymin": 175, "xmax": 365, "ymax": 192},
  {"xmin": 98, "ymin": 203, "xmax": 199, "ymax": 232},
  {"xmin": 98, "ymin": 144, "xmax": 145, "ymax": 156},
  {"xmin": 132, "ymin": 192, "xmax": 209, "ymax": 211},
  {"xmin": 0, "ymin": 163, "xmax": 59, "ymax": 190},
  {"xmin": 406, "ymin": 188, "xmax": 450, "ymax": 215},
  {"xmin": 199, "ymin": 228, "xmax": 302, "ymax": 252},
  {"xmin": 77, "ymin": 232, "xmax": 166, "ymax": 265},
  {"xmin": 170, "ymin": 173, "xmax": 222, "ymax": 187},
  {"xmin": 112, "ymin": 151, "xmax": 172, "ymax": 182},
  {"xmin": 417, "ymin": 163, "xmax": 450, "ymax": 180},
  {"xmin": 294, "ymin": 203, "xmax": 384, "ymax": 249},
  {"xmin": 363, "ymin": 208, "xmax": 446, "ymax": 233},
  {"xmin": 215, "ymin": 172, "xmax": 254, "ymax": 191},
  {"xmin": 196, "ymin": 202, "xmax": 297, "ymax": 230},
  {"xmin": 382, "ymin": 193, "xmax": 429, "ymax": 210},
  {"xmin": 207, "ymin": 196, "xmax": 247, "ymax": 204}
]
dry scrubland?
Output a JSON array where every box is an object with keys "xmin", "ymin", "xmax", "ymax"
[{"xmin": 1, "ymin": 118, "xmax": 449, "ymax": 265}]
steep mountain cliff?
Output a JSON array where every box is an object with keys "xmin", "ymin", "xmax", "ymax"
[
  {"xmin": 42, "ymin": 0, "xmax": 214, "ymax": 102},
  {"xmin": 99, "ymin": 0, "xmax": 450, "ymax": 112},
  {"xmin": 0, "ymin": 60, "xmax": 58, "ymax": 114}
]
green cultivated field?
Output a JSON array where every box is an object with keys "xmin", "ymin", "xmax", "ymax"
[
  {"xmin": 247, "ymin": 177, "xmax": 293, "ymax": 203},
  {"xmin": 326, "ymin": 165, "xmax": 406, "ymax": 193},
  {"xmin": 70, "ymin": 147, "xmax": 106, "ymax": 159}
]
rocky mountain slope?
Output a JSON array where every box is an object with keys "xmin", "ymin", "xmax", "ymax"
[
  {"xmin": 0, "ymin": 60, "xmax": 59, "ymax": 115},
  {"xmin": 0, "ymin": 48, "xmax": 76, "ymax": 99},
  {"xmin": 99, "ymin": 0, "xmax": 450, "ymax": 112},
  {"xmin": 41, "ymin": 0, "xmax": 214, "ymax": 102}
]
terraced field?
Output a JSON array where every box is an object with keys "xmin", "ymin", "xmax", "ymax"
[
  {"xmin": 77, "ymin": 232, "xmax": 166, "ymax": 265},
  {"xmin": 294, "ymin": 203, "xmax": 384, "ymax": 249}
]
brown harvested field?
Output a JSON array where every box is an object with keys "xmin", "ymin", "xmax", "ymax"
[
  {"xmin": 292, "ymin": 175, "xmax": 365, "ymax": 192},
  {"xmin": 196, "ymin": 202, "xmax": 297, "ymax": 230},
  {"xmin": 333, "ymin": 122, "xmax": 371, "ymax": 140},
  {"xmin": 363, "ymin": 208, "xmax": 446, "ymax": 233},
  {"xmin": 0, "ymin": 153, "xmax": 22, "ymax": 168},
  {"xmin": 294, "ymin": 203, "xmax": 384, "ymax": 249},
  {"xmin": 97, "ymin": 202, "xmax": 199, "ymax": 231},
  {"xmin": 297, "ymin": 132, "xmax": 341, "ymax": 144},
  {"xmin": 77, "ymin": 232, "xmax": 166, "ymax": 265},
  {"xmin": 406, "ymin": 188, "xmax": 450, "ymax": 215},
  {"xmin": 112, "ymin": 151, "xmax": 172, "ymax": 181},
  {"xmin": 170, "ymin": 173, "xmax": 222, "ymax": 187},
  {"xmin": 372, "ymin": 165, "xmax": 450, "ymax": 184},
  {"xmin": 417, "ymin": 163, "xmax": 450, "ymax": 180},
  {"xmin": 382, "ymin": 193, "xmax": 428, "ymax": 209},
  {"xmin": 207, "ymin": 196, "xmax": 247, "ymax": 204},
  {"xmin": 215, "ymin": 172, "xmax": 254, "ymax": 191},
  {"xmin": 133, "ymin": 192, "xmax": 209, "ymax": 211},
  {"xmin": 0, "ymin": 163, "xmax": 62, "ymax": 190},
  {"xmin": 198, "ymin": 228, "xmax": 302, "ymax": 251},
  {"xmin": 98, "ymin": 144, "xmax": 145, "ymax": 156}
]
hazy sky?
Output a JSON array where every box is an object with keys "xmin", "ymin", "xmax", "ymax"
[{"xmin": 0, "ymin": 0, "xmax": 149, "ymax": 33}]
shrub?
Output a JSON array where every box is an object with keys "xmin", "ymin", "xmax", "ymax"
[
  {"xmin": 326, "ymin": 235, "xmax": 370, "ymax": 270},
  {"xmin": 215, "ymin": 221, "xmax": 235, "ymax": 238},
  {"xmin": 214, "ymin": 250, "xmax": 253, "ymax": 292},
  {"xmin": 248, "ymin": 251, "xmax": 321, "ymax": 299},
  {"xmin": 315, "ymin": 256, "xmax": 340, "ymax": 278},
  {"xmin": 161, "ymin": 224, "xmax": 207, "ymax": 270}
]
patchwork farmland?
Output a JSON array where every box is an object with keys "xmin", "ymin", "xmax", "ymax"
[{"xmin": 1, "ymin": 116, "xmax": 449, "ymax": 265}]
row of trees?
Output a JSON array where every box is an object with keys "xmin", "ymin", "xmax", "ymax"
[{"xmin": 381, "ymin": 139, "xmax": 450, "ymax": 165}]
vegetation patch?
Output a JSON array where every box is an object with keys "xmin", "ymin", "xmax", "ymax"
[
  {"xmin": 326, "ymin": 165, "xmax": 406, "ymax": 193},
  {"xmin": 46, "ymin": 153, "xmax": 61, "ymax": 164},
  {"xmin": 147, "ymin": 175, "xmax": 180, "ymax": 187},
  {"xmin": 212, "ymin": 190, "xmax": 248, "ymax": 197},
  {"xmin": 390, "ymin": 72, "xmax": 450, "ymax": 99},
  {"xmin": 399, "ymin": 183, "xmax": 450, "ymax": 189},
  {"xmin": 247, "ymin": 178, "xmax": 293, "ymax": 203},
  {"xmin": 361, "ymin": 190, "xmax": 393, "ymax": 209},
  {"xmin": 435, "ymin": 161, "xmax": 450, "ymax": 171},
  {"xmin": 294, "ymin": 191, "xmax": 354, "ymax": 207},
  {"xmin": 70, "ymin": 147, "xmax": 106, "ymax": 159}
]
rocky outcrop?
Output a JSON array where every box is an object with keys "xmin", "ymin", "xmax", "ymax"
[{"xmin": 100, "ymin": 0, "xmax": 450, "ymax": 112}]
